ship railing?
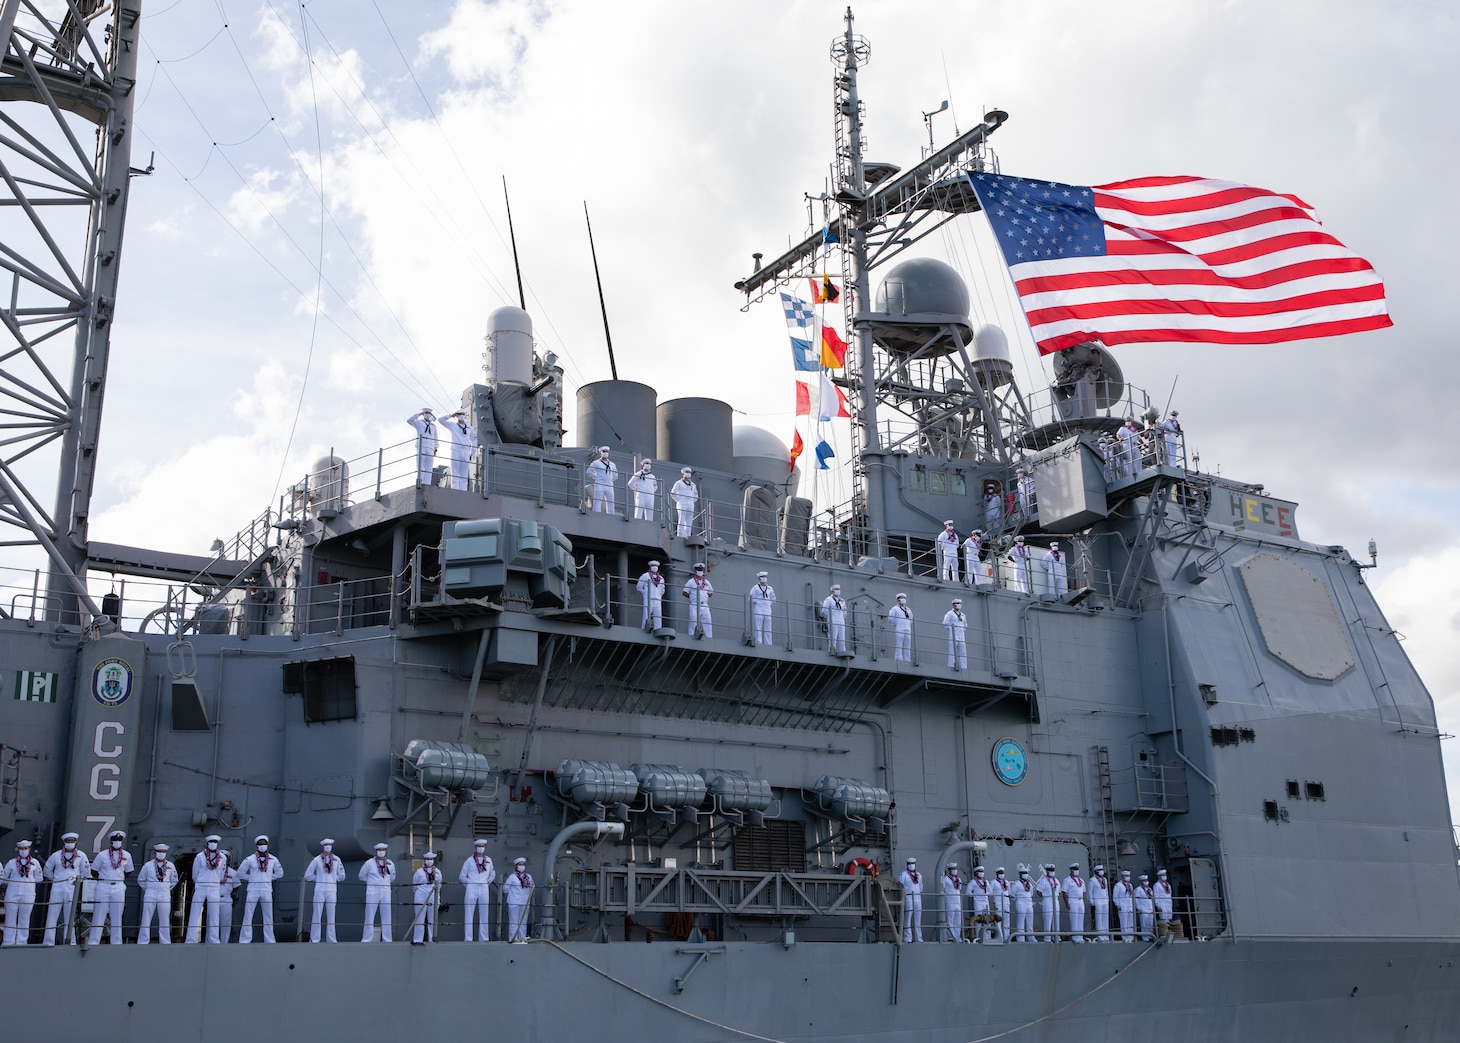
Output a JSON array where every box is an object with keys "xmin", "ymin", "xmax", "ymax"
[
  {"xmin": 602, "ymin": 579, "xmax": 1030, "ymax": 677},
  {"xmin": 932, "ymin": 890, "xmax": 1226, "ymax": 943},
  {"xmin": 1110, "ymin": 763, "xmax": 1190, "ymax": 814}
]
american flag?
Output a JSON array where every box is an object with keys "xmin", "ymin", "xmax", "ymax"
[{"xmin": 968, "ymin": 172, "xmax": 1392, "ymax": 356}]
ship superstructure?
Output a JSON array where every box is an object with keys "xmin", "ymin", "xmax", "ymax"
[{"xmin": 1, "ymin": 5, "xmax": 1458, "ymax": 1041}]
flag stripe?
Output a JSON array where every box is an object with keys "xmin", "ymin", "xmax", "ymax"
[{"xmin": 968, "ymin": 172, "xmax": 1391, "ymax": 355}]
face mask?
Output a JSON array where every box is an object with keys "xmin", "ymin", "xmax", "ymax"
[
  {"xmin": 257, "ymin": 845, "xmax": 268, "ymax": 853},
  {"xmin": 64, "ymin": 842, "xmax": 76, "ymax": 851},
  {"xmin": 155, "ymin": 853, "xmax": 167, "ymax": 861},
  {"xmin": 207, "ymin": 842, "xmax": 219, "ymax": 851},
  {"xmin": 321, "ymin": 846, "xmax": 332, "ymax": 853},
  {"xmin": 111, "ymin": 840, "xmax": 123, "ymax": 849}
]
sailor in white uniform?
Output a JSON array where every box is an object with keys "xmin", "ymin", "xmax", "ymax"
[
  {"xmin": 187, "ymin": 835, "xmax": 230, "ymax": 944},
  {"xmin": 237, "ymin": 834, "xmax": 283, "ymax": 943},
  {"xmin": 586, "ymin": 446, "xmax": 618, "ymax": 513},
  {"xmin": 406, "ymin": 408, "xmax": 439, "ymax": 486},
  {"xmin": 636, "ymin": 561, "xmax": 666, "ymax": 630},
  {"xmin": 459, "ymin": 839, "xmax": 496, "ymax": 941},
  {"xmin": 682, "ymin": 563, "xmax": 714, "ymax": 638},
  {"xmin": 993, "ymin": 867, "xmax": 1011, "ymax": 941},
  {"xmin": 888, "ymin": 593, "xmax": 913, "ymax": 662},
  {"xmin": 360, "ymin": 843, "xmax": 396, "ymax": 942},
  {"xmin": 749, "ymin": 572, "xmax": 776, "ymax": 645},
  {"xmin": 445, "ymin": 410, "xmax": 479, "ymax": 490},
  {"xmin": 1007, "ymin": 536, "xmax": 1032, "ymax": 594},
  {"xmin": 942, "ymin": 598, "xmax": 968, "ymax": 670},
  {"xmin": 42, "ymin": 832, "xmax": 87, "ymax": 946},
  {"xmin": 935, "ymin": 520, "xmax": 960, "ymax": 583},
  {"xmin": 1161, "ymin": 410, "xmax": 1182, "ymax": 465},
  {"xmin": 88, "ymin": 829, "xmax": 133, "ymax": 945},
  {"xmin": 411, "ymin": 852, "xmax": 442, "ymax": 944},
  {"xmin": 1098, "ymin": 433, "xmax": 1116, "ymax": 482},
  {"xmin": 1016, "ymin": 467, "xmax": 1036, "ymax": 518},
  {"xmin": 1041, "ymin": 541, "xmax": 1068, "ymax": 599},
  {"xmin": 1154, "ymin": 867, "xmax": 1174, "ymax": 930},
  {"xmin": 942, "ymin": 864, "xmax": 966, "ymax": 942},
  {"xmin": 821, "ymin": 584, "xmax": 848, "ymax": 654},
  {"xmin": 962, "ymin": 529, "xmax": 987, "ymax": 588},
  {"xmin": 671, "ymin": 467, "xmax": 698, "ymax": 537},
  {"xmin": 984, "ymin": 487, "xmax": 1002, "ymax": 531},
  {"xmin": 1011, "ymin": 867, "xmax": 1035, "ymax": 942},
  {"xmin": 1134, "ymin": 874, "xmax": 1156, "ymax": 940},
  {"xmin": 1035, "ymin": 863, "xmax": 1062, "ymax": 942},
  {"xmin": 1113, "ymin": 869, "xmax": 1136, "ymax": 942},
  {"xmin": 966, "ymin": 866, "xmax": 996, "ymax": 943},
  {"xmin": 1117, "ymin": 417, "xmax": 1141, "ymax": 477},
  {"xmin": 1089, "ymin": 865, "xmax": 1111, "ymax": 941},
  {"xmin": 2, "ymin": 839, "xmax": 40, "ymax": 946},
  {"xmin": 897, "ymin": 857, "xmax": 924, "ymax": 943},
  {"xmin": 1062, "ymin": 862, "xmax": 1087, "ymax": 943},
  {"xmin": 136, "ymin": 843, "xmax": 178, "ymax": 944},
  {"xmin": 627, "ymin": 458, "xmax": 659, "ymax": 520},
  {"xmin": 304, "ymin": 838, "xmax": 346, "ymax": 943},
  {"xmin": 504, "ymin": 856, "xmax": 534, "ymax": 942}
]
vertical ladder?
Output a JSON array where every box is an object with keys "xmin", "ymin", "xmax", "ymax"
[
  {"xmin": 1095, "ymin": 746, "xmax": 1117, "ymax": 872},
  {"xmin": 1113, "ymin": 479, "xmax": 1172, "ymax": 607}
]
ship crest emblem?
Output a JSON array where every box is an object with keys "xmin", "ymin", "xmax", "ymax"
[{"xmin": 92, "ymin": 657, "xmax": 133, "ymax": 707}]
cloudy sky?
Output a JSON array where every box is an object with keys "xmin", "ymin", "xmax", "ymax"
[{"xmin": 6, "ymin": 1, "xmax": 1459, "ymax": 813}]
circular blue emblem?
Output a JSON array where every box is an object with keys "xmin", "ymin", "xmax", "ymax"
[
  {"xmin": 991, "ymin": 737, "xmax": 1027, "ymax": 786},
  {"xmin": 92, "ymin": 657, "xmax": 133, "ymax": 707}
]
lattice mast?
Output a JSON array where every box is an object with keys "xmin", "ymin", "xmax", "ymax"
[{"xmin": 0, "ymin": 0, "xmax": 143, "ymax": 622}]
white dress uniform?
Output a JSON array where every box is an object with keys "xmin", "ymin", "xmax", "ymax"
[
  {"xmin": 993, "ymin": 869, "xmax": 1012, "ymax": 941},
  {"xmin": 1154, "ymin": 870, "xmax": 1174, "ymax": 926},
  {"xmin": 1035, "ymin": 866, "xmax": 1062, "ymax": 942},
  {"xmin": 411, "ymin": 856, "xmax": 442, "ymax": 943},
  {"xmin": 962, "ymin": 533, "xmax": 988, "ymax": 588},
  {"xmin": 1089, "ymin": 867, "xmax": 1111, "ymax": 941},
  {"xmin": 2, "ymin": 841, "xmax": 41, "ymax": 946},
  {"xmin": 359, "ymin": 848, "xmax": 396, "ymax": 942},
  {"xmin": 897, "ymin": 860, "xmax": 924, "ymax": 943},
  {"xmin": 749, "ymin": 575, "xmax": 776, "ymax": 645},
  {"xmin": 459, "ymin": 844, "xmax": 496, "ymax": 941},
  {"xmin": 1011, "ymin": 870, "xmax": 1035, "ymax": 942},
  {"xmin": 636, "ymin": 563, "xmax": 666, "ymax": 630},
  {"xmin": 1113, "ymin": 872, "xmax": 1136, "ymax": 942},
  {"xmin": 503, "ymin": 860, "xmax": 534, "ymax": 942},
  {"xmin": 187, "ymin": 838, "xmax": 230, "ymax": 944},
  {"xmin": 942, "ymin": 601, "xmax": 967, "ymax": 670},
  {"xmin": 136, "ymin": 848, "xmax": 178, "ymax": 944},
  {"xmin": 967, "ymin": 869, "xmax": 996, "ymax": 943},
  {"xmin": 304, "ymin": 842, "xmax": 346, "ymax": 943},
  {"xmin": 1007, "ymin": 539, "xmax": 1032, "ymax": 594},
  {"xmin": 984, "ymin": 490, "xmax": 1002, "ymax": 531},
  {"xmin": 42, "ymin": 837, "xmax": 88, "ymax": 945},
  {"xmin": 682, "ymin": 567, "xmax": 714, "ymax": 638},
  {"xmin": 1041, "ymin": 543, "xmax": 1068, "ymax": 599},
  {"xmin": 406, "ymin": 410, "xmax": 439, "ymax": 486},
  {"xmin": 887, "ymin": 597, "xmax": 913, "ymax": 662},
  {"xmin": 1099, "ymin": 435, "xmax": 1116, "ymax": 482},
  {"xmin": 1061, "ymin": 866, "xmax": 1087, "ymax": 942},
  {"xmin": 219, "ymin": 861, "xmax": 241, "ymax": 942},
  {"xmin": 670, "ymin": 471, "xmax": 697, "ymax": 537},
  {"xmin": 1134, "ymin": 877, "xmax": 1156, "ymax": 940},
  {"xmin": 821, "ymin": 587, "xmax": 848, "ymax": 654},
  {"xmin": 942, "ymin": 867, "xmax": 965, "ymax": 942},
  {"xmin": 88, "ymin": 835, "xmax": 133, "ymax": 945},
  {"xmin": 445, "ymin": 412, "xmax": 479, "ymax": 491},
  {"xmin": 1016, "ymin": 469, "xmax": 1036, "ymax": 518},
  {"xmin": 237, "ymin": 838, "xmax": 284, "ymax": 943},
  {"xmin": 1117, "ymin": 419, "xmax": 1141, "ymax": 477},
  {"xmin": 935, "ymin": 523, "xmax": 960, "ymax": 583},
  {"xmin": 627, "ymin": 462, "xmax": 658, "ymax": 520},
  {"xmin": 1161, "ymin": 411, "xmax": 1182, "ymax": 465},
  {"xmin": 586, "ymin": 448, "xmax": 618, "ymax": 513}
]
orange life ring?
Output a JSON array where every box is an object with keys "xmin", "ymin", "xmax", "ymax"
[{"xmin": 846, "ymin": 857, "xmax": 879, "ymax": 878}]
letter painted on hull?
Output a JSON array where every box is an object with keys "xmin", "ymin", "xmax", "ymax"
[{"xmin": 64, "ymin": 635, "xmax": 147, "ymax": 854}]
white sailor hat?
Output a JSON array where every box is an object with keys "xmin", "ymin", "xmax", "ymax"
[
  {"xmin": 951, "ymin": 597, "xmax": 962, "ymax": 605},
  {"xmin": 254, "ymin": 834, "xmax": 269, "ymax": 845},
  {"xmin": 757, "ymin": 571, "xmax": 768, "ymax": 578},
  {"xmin": 944, "ymin": 519, "xmax": 955, "ymax": 526},
  {"xmin": 154, "ymin": 843, "xmax": 169, "ymax": 851},
  {"xmin": 598, "ymin": 445, "xmax": 611, "ymax": 453},
  {"xmin": 421, "ymin": 406, "xmax": 434, "ymax": 414},
  {"xmin": 514, "ymin": 857, "xmax": 527, "ymax": 866},
  {"xmin": 450, "ymin": 410, "xmax": 464, "ymax": 417},
  {"xmin": 1015, "ymin": 535, "xmax": 1025, "ymax": 543},
  {"xmin": 1050, "ymin": 541, "xmax": 1059, "ymax": 549},
  {"xmin": 896, "ymin": 592, "xmax": 906, "ymax": 599},
  {"xmin": 61, "ymin": 832, "xmax": 79, "ymax": 842},
  {"xmin": 648, "ymin": 560, "xmax": 660, "ymax": 567},
  {"xmin": 1044, "ymin": 863, "xmax": 1055, "ymax": 870},
  {"xmin": 1139, "ymin": 874, "xmax": 1149, "ymax": 881},
  {"xmin": 474, "ymin": 838, "xmax": 488, "ymax": 847},
  {"xmin": 374, "ymin": 843, "xmax": 389, "ymax": 852},
  {"xmin": 1094, "ymin": 865, "xmax": 1104, "ymax": 872},
  {"xmin": 1157, "ymin": 868, "xmax": 1167, "ymax": 876},
  {"xmin": 17, "ymin": 839, "xmax": 32, "ymax": 848},
  {"xmin": 973, "ymin": 866, "xmax": 985, "ymax": 874},
  {"xmin": 205, "ymin": 834, "xmax": 221, "ymax": 843},
  {"xmin": 972, "ymin": 528, "xmax": 983, "ymax": 536},
  {"xmin": 423, "ymin": 851, "xmax": 437, "ymax": 859},
  {"xmin": 1121, "ymin": 869, "xmax": 1131, "ymax": 876},
  {"xmin": 320, "ymin": 838, "xmax": 335, "ymax": 846},
  {"xmin": 1018, "ymin": 867, "xmax": 1030, "ymax": 875},
  {"xmin": 693, "ymin": 562, "xmax": 706, "ymax": 571},
  {"xmin": 995, "ymin": 868, "xmax": 1005, "ymax": 875},
  {"xmin": 1016, "ymin": 467, "xmax": 1026, "ymax": 474},
  {"xmin": 905, "ymin": 857, "xmax": 917, "ymax": 865},
  {"xmin": 1069, "ymin": 862, "xmax": 1080, "ymax": 869},
  {"xmin": 681, "ymin": 466, "xmax": 692, "ymax": 475},
  {"xmin": 641, "ymin": 458, "xmax": 653, "ymax": 466},
  {"xmin": 830, "ymin": 583, "xmax": 841, "ymax": 591},
  {"xmin": 109, "ymin": 830, "xmax": 126, "ymax": 839}
]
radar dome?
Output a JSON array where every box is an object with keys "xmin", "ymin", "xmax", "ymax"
[
  {"xmin": 733, "ymin": 425, "xmax": 797, "ymax": 493},
  {"xmin": 487, "ymin": 305, "xmax": 533, "ymax": 385},
  {"xmin": 873, "ymin": 258, "xmax": 970, "ymax": 323}
]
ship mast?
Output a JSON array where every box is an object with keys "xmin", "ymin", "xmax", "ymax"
[
  {"xmin": 737, "ymin": 7, "xmax": 1010, "ymax": 562},
  {"xmin": 0, "ymin": 0, "xmax": 143, "ymax": 623}
]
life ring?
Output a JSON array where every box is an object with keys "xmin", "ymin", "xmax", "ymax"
[{"xmin": 846, "ymin": 857, "xmax": 879, "ymax": 879}]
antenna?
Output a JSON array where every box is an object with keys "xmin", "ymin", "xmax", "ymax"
[
  {"xmin": 584, "ymin": 203, "xmax": 619, "ymax": 381},
  {"xmin": 922, "ymin": 99, "xmax": 948, "ymax": 156},
  {"xmin": 502, "ymin": 177, "xmax": 525, "ymax": 310}
]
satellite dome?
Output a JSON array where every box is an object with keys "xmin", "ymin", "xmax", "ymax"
[
  {"xmin": 873, "ymin": 258, "xmax": 970, "ymax": 323},
  {"xmin": 732, "ymin": 426, "xmax": 788, "ymax": 459}
]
